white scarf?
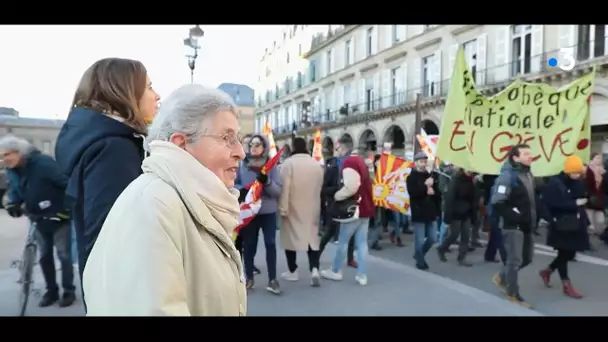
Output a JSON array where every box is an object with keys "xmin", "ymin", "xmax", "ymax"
[{"xmin": 141, "ymin": 141, "xmax": 240, "ymax": 237}]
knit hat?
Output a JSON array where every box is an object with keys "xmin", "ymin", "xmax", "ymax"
[
  {"xmin": 563, "ymin": 155, "xmax": 584, "ymax": 174},
  {"xmin": 414, "ymin": 152, "xmax": 428, "ymax": 161}
]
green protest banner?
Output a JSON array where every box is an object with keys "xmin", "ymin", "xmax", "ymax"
[{"xmin": 436, "ymin": 47, "xmax": 594, "ymax": 177}]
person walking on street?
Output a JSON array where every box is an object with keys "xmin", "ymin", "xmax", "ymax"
[
  {"xmin": 236, "ymin": 135, "xmax": 283, "ymax": 294},
  {"xmin": 538, "ymin": 155, "xmax": 589, "ymax": 299},
  {"xmin": 437, "ymin": 168, "xmax": 478, "ymax": 267},
  {"xmin": 482, "ymin": 174, "xmax": 507, "ymax": 263},
  {"xmin": 584, "ymin": 153, "xmax": 605, "ymax": 237},
  {"xmin": 279, "ymin": 137, "xmax": 324, "ymax": 286},
  {"xmin": 321, "ymin": 136, "xmax": 374, "ymax": 285},
  {"xmin": 1, "ymin": 136, "xmax": 76, "ymax": 308},
  {"xmin": 490, "ymin": 144, "xmax": 536, "ymax": 308},
  {"xmin": 406, "ymin": 153, "xmax": 441, "ymax": 270},
  {"xmin": 319, "ymin": 149, "xmax": 356, "ymax": 268}
]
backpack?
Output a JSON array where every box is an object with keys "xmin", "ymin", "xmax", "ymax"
[{"xmin": 487, "ymin": 169, "xmax": 519, "ymax": 218}]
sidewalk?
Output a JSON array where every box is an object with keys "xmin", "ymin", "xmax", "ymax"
[{"xmin": 247, "ymin": 241, "xmax": 544, "ymax": 316}]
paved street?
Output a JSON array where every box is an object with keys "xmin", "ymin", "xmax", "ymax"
[
  {"xmin": 0, "ymin": 210, "xmax": 604, "ymax": 316},
  {"xmin": 367, "ymin": 224, "xmax": 608, "ymax": 316}
]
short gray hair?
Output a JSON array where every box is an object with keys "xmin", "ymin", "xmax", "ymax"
[
  {"xmin": 148, "ymin": 84, "xmax": 238, "ymax": 143},
  {"xmin": 0, "ymin": 135, "xmax": 34, "ymax": 155}
]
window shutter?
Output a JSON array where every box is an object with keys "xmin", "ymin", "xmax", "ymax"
[
  {"xmin": 531, "ymin": 25, "xmax": 544, "ymax": 73},
  {"xmin": 358, "ymin": 29, "xmax": 367, "ymax": 61},
  {"xmin": 373, "ymin": 73, "xmax": 380, "ymax": 108},
  {"xmin": 372, "ymin": 25, "xmax": 379, "ymax": 55},
  {"xmin": 399, "ymin": 25, "xmax": 407, "ymax": 42},
  {"xmin": 331, "ymin": 48, "xmax": 337, "ymax": 74},
  {"xmin": 411, "ymin": 59, "xmax": 421, "ymax": 102},
  {"xmin": 400, "ymin": 62, "xmax": 408, "ymax": 105},
  {"xmin": 384, "ymin": 25, "xmax": 393, "ymax": 50},
  {"xmin": 319, "ymin": 92, "xmax": 326, "ymax": 119},
  {"xmin": 336, "ymin": 84, "xmax": 344, "ymax": 109},
  {"xmin": 476, "ymin": 34, "xmax": 487, "ymax": 86},
  {"xmin": 433, "ymin": 51, "xmax": 442, "ymax": 96},
  {"xmin": 358, "ymin": 78, "xmax": 366, "ymax": 111},
  {"xmin": 334, "ymin": 46, "xmax": 342, "ymax": 72},
  {"xmin": 381, "ymin": 69, "xmax": 391, "ymax": 108},
  {"xmin": 349, "ymin": 38, "xmax": 355, "ymax": 65},
  {"xmin": 492, "ymin": 25, "xmax": 510, "ymax": 83},
  {"xmin": 448, "ymin": 43, "xmax": 459, "ymax": 80},
  {"xmin": 319, "ymin": 53, "xmax": 326, "ymax": 78}
]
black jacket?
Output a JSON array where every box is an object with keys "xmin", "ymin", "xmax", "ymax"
[
  {"xmin": 55, "ymin": 107, "xmax": 145, "ymax": 280},
  {"xmin": 321, "ymin": 156, "xmax": 340, "ymax": 223},
  {"xmin": 6, "ymin": 150, "xmax": 68, "ymax": 219},
  {"xmin": 542, "ymin": 173, "xmax": 590, "ymax": 252},
  {"xmin": 443, "ymin": 170, "xmax": 478, "ymax": 225},
  {"xmin": 490, "ymin": 161, "xmax": 535, "ymax": 233},
  {"xmin": 406, "ymin": 168, "xmax": 441, "ymax": 223}
]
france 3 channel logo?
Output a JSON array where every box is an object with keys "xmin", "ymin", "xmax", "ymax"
[{"xmin": 547, "ymin": 48, "xmax": 576, "ymax": 71}]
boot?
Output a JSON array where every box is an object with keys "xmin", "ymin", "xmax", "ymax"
[
  {"xmin": 563, "ymin": 280, "xmax": 583, "ymax": 299},
  {"xmin": 539, "ymin": 268, "xmax": 553, "ymax": 288}
]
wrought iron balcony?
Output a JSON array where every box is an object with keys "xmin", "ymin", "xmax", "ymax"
[{"xmin": 264, "ymin": 43, "xmax": 608, "ymax": 141}]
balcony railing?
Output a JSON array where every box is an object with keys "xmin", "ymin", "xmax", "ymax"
[{"xmin": 261, "ymin": 42, "xmax": 608, "ymax": 138}]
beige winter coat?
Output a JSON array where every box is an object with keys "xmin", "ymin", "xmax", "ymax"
[
  {"xmin": 278, "ymin": 153, "xmax": 323, "ymax": 251},
  {"xmin": 83, "ymin": 141, "xmax": 246, "ymax": 316}
]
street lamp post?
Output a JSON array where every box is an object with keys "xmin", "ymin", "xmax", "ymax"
[{"xmin": 183, "ymin": 25, "xmax": 204, "ymax": 84}]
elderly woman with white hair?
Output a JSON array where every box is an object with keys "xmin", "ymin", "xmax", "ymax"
[{"xmin": 82, "ymin": 85, "xmax": 247, "ymax": 316}]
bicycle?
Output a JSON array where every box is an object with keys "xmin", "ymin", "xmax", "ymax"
[{"xmin": 10, "ymin": 220, "xmax": 40, "ymax": 316}]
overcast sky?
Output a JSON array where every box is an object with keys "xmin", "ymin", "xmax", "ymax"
[{"xmin": 0, "ymin": 25, "xmax": 279, "ymax": 119}]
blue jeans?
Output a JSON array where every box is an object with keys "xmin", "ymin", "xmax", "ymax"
[
  {"xmin": 484, "ymin": 215, "xmax": 507, "ymax": 263},
  {"xmin": 412, "ymin": 221, "xmax": 438, "ymax": 266},
  {"xmin": 333, "ymin": 218, "xmax": 370, "ymax": 276},
  {"xmin": 392, "ymin": 211, "xmax": 407, "ymax": 235},
  {"xmin": 33, "ymin": 220, "xmax": 75, "ymax": 293},
  {"xmin": 70, "ymin": 221, "xmax": 78, "ymax": 263},
  {"xmin": 242, "ymin": 213, "xmax": 278, "ymax": 281}
]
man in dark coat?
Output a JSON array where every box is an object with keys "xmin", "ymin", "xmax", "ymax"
[
  {"xmin": 0, "ymin": 135, "xmax": 75, "ymax": 308},
  {"xmin": 437, "ymin": 168, "xmax": 478, "ymax": 267},
  {"xmin": 490, "ymin": 144, "xmax": 536, "ymax": 308},
  {"xmin": 406, "ymin": 152, "xmax": 441, "ymax": 270}
]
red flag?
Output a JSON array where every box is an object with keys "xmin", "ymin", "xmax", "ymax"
[{"xmin": 233, "ymin": 146, "xmax": 286, "ymax": 239}]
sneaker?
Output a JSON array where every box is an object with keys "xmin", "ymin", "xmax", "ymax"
[
  {"xmin": 311, "ymin": 268, "xmax": 321, "ymax": 287},
  {"xmin": 58, "ymin": 291, "xmax": 76, "ymax": 307},
  {"xmin": 492, "ymin": 273, "xmax": 507, "ymax": 294},
  {"xmin": 508, "ymin": 294, "xmax": 532, "ymax": 308},
  {"xmin": 320, "ymin": 269, "xmax": 343, "ymax": 281},
  {"xmin": 266, "ymin": 280, "xmax": 282, "ymax": 295},
  {"xmin": 38, "ymin": 291, "xmax": 59, "ymax": 308},
  {"xmin": 245, "ymin": 279, "xmax": 255, "ymax": 291},
  {"xmin": 355, "ymin": 274, "xmax": 368, "ymax": 286},
  {"xmin": 281, "ymin": 271, "xmax": 299, "ymax": 282}
]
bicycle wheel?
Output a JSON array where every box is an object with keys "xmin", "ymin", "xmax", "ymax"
[{"xmin": 18, "ymin": 244, "xmax": 36, "ymax": 317}]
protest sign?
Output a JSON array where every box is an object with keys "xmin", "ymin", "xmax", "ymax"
[
  {"xmin": 436, "ymin": 47, "xmax": 594, "ymax": 176},
  {"xmin": 373, "ymin": 153, "xmax": 414, "ymax": 215}
]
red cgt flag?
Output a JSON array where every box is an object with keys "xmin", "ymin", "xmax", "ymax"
[{"xmin": 233, "ymin": 146, "xmax": 286, "ymax": 240}]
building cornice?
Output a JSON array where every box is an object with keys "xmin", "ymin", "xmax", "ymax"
[{"xmin": 302, "ymin": 25, "xmax": 361, "ymax": 59}]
